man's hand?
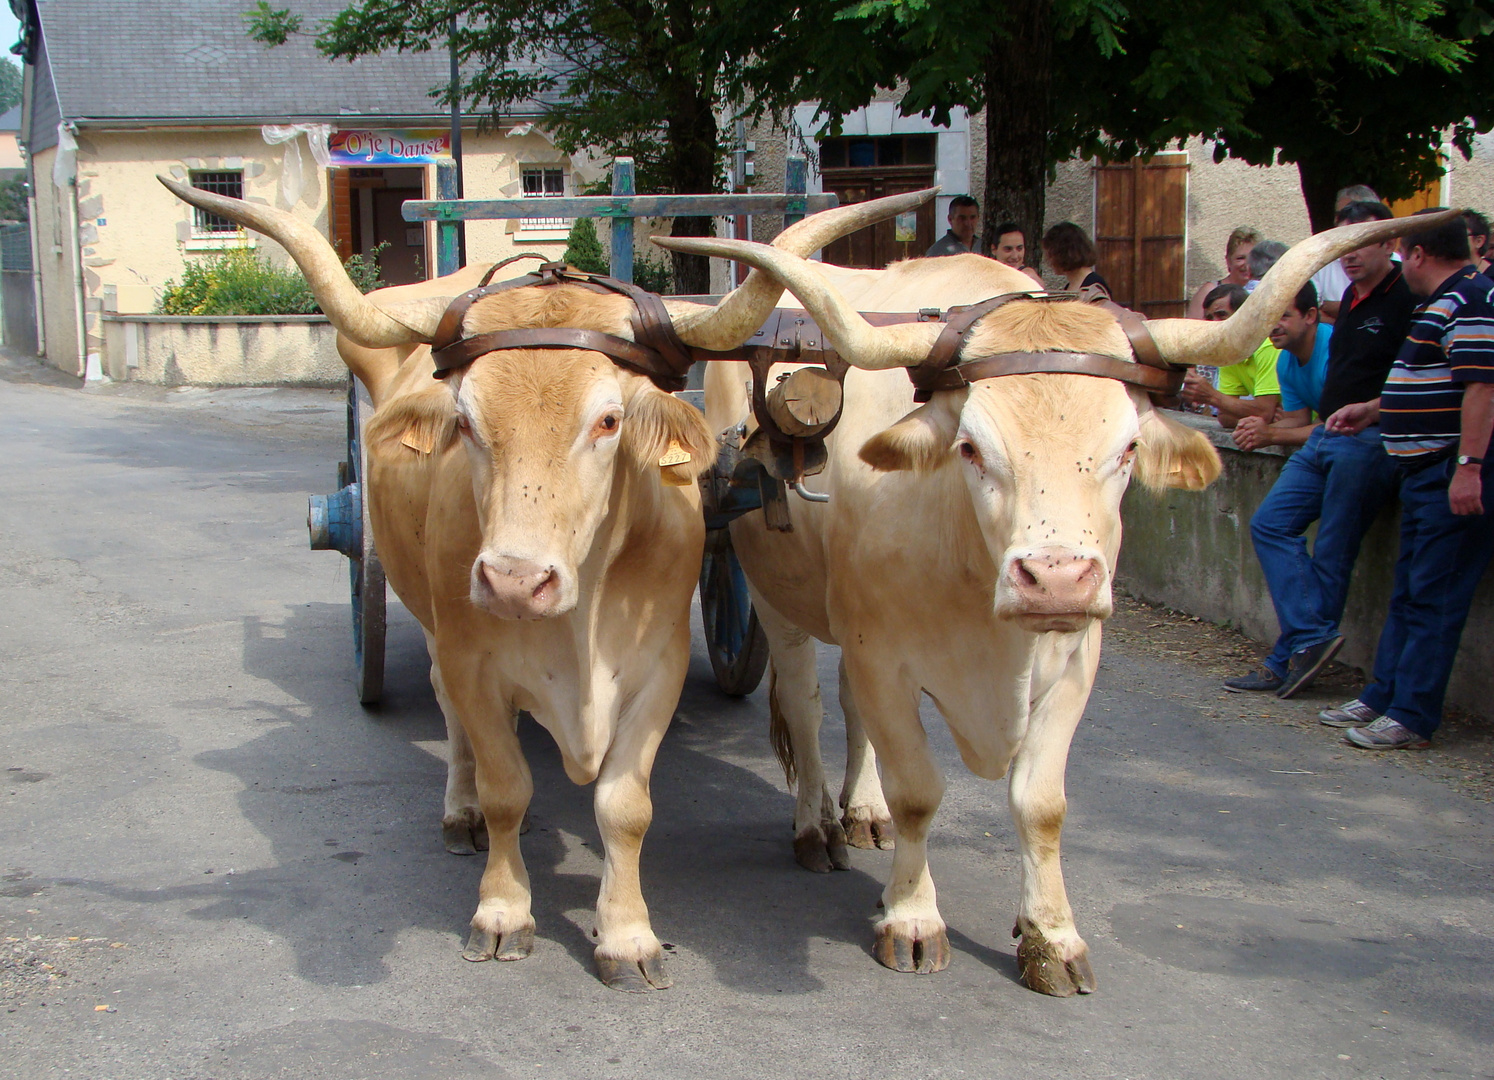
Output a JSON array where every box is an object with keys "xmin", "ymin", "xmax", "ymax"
[
  {"xmin": 1450, "ymin": 465, "xmax": 1484, "ymax": 515},
  {"xmin": 1180, "ymin": 372, "xmax": 1218, "ymax": 408},
  {"xmin": 1326, "ymin": 399, "xmax": 1379, "ymax": 435},
  {"xmin": 1233, "ymin": 415, "xmax": 1271, "ymax": 451}
]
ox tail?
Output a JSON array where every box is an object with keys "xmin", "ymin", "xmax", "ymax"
[{"xmin": 768, "ymin": 662, "xmax": 798, "ymax": 791}]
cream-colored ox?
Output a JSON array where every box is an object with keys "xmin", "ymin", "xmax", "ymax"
[
  {"xmin": 159, "ymin": 176, "xmax": 916, "ymax": 991},
  {"xmin": 656, "ymin": 212, "xmax": 1439, "ymax": 995}
]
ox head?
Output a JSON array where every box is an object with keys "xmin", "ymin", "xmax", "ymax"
[
  {"xmin": 159, "ymin": 175, "xmax": 933, "ymax": 620},
  {"xmin": 655, "ymin": 210, "xmax": 1456, "ymax": 633}
]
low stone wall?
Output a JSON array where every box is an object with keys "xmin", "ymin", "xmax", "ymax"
[
  {"xmin": 99, "ymin": 314, "xmax": 345, "ymax": 387},
  {"xmin": 1119, "ymin": 411, "xmax": 1494, "ymax": 715}
]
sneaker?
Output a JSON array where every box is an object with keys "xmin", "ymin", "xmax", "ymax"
[
  {"xmin": 1223, "ymin": 669, "xmax": 1284, "ymax": 693},
  {"xmin": 1276, "ymin": 636, "xmax": 1345, "ymax": 699},
  {"xmin": 1319, "ymin": 699, "xmax": 1382, "ymax": 729},
  {"xmin": 1344, "ymin": 716, "xmax": 1431, "ymax": 750}
]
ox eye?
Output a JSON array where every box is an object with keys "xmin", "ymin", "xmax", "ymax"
[
  {"xmin": 455, "ymin": 414, "xmax": 473, "ymax": 438},
  {"xmin": 958, "ymin": 439, "xmax": 981, "ymax": 465},
  {"xmin": 591, "ymin": 412, "xmax": 622, "ymax": 439}
]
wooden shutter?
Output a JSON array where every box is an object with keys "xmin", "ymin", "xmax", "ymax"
[
  {"xmin": 1093, "ymin": 154, "xmax": 1188, "ymax": 318},
  {"xmin": 329, "ymin": 168, "xmax": 353, "ymax": 262}
]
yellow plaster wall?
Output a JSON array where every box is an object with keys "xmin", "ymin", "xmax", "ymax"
[{"xmin": 32, "ymin": 144, "xmax": 82, "ymax": 375}]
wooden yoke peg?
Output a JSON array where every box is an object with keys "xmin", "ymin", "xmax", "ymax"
[{"xmin": 764, "ymin": 367, "xmax": 843, "ymax": 438}]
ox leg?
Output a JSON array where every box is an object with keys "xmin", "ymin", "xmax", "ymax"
[
  {"xmin": 427, "ymin": 636, "xmax": 487, "ymax": 856},
  {"xmin": 837, "ymin": 658, "xmax": 893, "ymax": 850},
  {"xmin": 590, "ymin": 692, "xmax": 674, "ymax": 993},
  {"xmin": 753, "ymin": 592, "xmax": 849, "ymax": 873},
  {"xmin": 845, "ymin": 654, "xmax": 949, "ymax": 973},
  {"xmin": 446, "ymin": 683, "xmax": 536, "ymax": 963},
  {"xmin": 1008, "ymin": 632, "xmax": 1098, "ymax": 997}
]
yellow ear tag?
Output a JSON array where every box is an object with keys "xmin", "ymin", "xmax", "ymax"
[
  {"xmin": 659, "ymin": 438, "xmax": 693, "ymax": 486},
  {"xmin": 401, "ymin": 425, "xmax": 437, "ymax": 454},
  {"xmin": 659, "ymin": 439, "xmax": 692, "ymax": 468}
]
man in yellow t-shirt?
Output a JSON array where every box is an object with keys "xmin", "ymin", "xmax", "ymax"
[{"xmin": 1179, "ymin": 284, "xmax": 1282, "ymax": 429}]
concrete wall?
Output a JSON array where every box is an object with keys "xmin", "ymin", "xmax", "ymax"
[
  {"xmin": 99, "ymin": 314, "xmax": 343, "ymax": 387},
  {"xmin": 1118, "ymin": 412, "xmax": 1494, "ymax": 714}
]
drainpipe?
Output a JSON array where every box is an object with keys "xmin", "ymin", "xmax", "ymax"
[
  {"xmin": 71, "ymin": 174, "xmax": 90, "ymax": 379},
  {"xmin": 25, "ymin": 182, "xmax": 43, "ymax": 358}
]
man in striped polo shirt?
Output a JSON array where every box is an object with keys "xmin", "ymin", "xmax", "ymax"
[{"xmin": 1323, "ymin": 209, "xmax": 1494, "ymax": 749}]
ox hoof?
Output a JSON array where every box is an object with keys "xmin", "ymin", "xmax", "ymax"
[
  {"xmin": 873, "ymin": 918, "xmax": 950, "ymax": 974},
  {"xmin": 1014, "ymin": 921, "xmax": 1095, "ymax": 997},
  {"xmin": 793, "ymin": 821, "xmax": 851, "ymax": 873},
  {"xmin": 462, "ymin": 921, "xmax": 534, "ymax": 963},
  {"xmin": 842, "ymin": 810, "xmax": 895, "ymax": 850},
  {"xmin": 442, "ymin": 808, "xmax": 489, "ymax": 856},
  {"xmin": 595, "ymin": 948, "xmax": 672, "ymax": 993}
]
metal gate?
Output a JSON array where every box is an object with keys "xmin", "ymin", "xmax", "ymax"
[{"xmin": 0, "ymin": 222, "xmax": 37, "ymax": 355}]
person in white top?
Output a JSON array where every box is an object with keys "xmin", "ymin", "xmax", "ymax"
[{"xmin": 1313, "ymin": 185, "xmax": 1381, "ymax": 323}]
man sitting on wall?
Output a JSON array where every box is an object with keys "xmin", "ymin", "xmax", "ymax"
[
  {"xmin": 1179, "ymin": 284, "xmax": 1281, "ymax": 429},
  {"xmin": 1226, "ymin": 202, "xmax": 1414, "ymax": 701},
  {"xmin": 1321, "ymin": 210, "xmax": 1494, "ymax": 749},
  {"xmin": 926, "ymin": 196, "xmax": 985, "ymax": 256}
]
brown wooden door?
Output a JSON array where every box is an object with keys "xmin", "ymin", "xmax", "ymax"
[
  {"xmin": 1093, "ymin": 154, "xmax": 1188, "ymax": 317},
  {"xmin": 821, "ymin": 171, "xmax": 936, "ymax": 268}
]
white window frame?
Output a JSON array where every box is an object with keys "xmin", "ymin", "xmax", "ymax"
[
  {"xmin": 184, "ymin": 169, "xmax": 256, "ymax": 251},
  {"xmin": 518, "ymin": 166, "xmax": 571, "ymax": 235}
]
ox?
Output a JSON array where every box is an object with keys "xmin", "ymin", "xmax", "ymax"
[
  {"xmin": 657, "ymin": 212, "xmax": 1439, "ymax": 994},
  {"xmin": 159, "ymin": 176, "xmax": 913, "ymax": 990}
]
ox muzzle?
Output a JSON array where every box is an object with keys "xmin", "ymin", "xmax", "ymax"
[
  {"xmin": 995, "ymin": 545, "xmax": 1111, "ymax": 633},
  {"xmin": 471, "ymin": 553, "xmax": 573, "ymax": 620}
]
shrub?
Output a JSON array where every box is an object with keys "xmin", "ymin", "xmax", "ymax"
[
  {"xmin": 158, "ymin": 243, "xmax": 387, "ymax": 316},
  {"xmin": 632, "ymin": 252, "xmax": 674, "ymax": 295},
  {"xmin": 563, "ymin": 218, "xmax": 608, "ymax": 275}
]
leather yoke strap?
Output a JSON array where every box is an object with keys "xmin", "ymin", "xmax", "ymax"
[
  {"xmin": 427, "ymin": 262, "xmax": 692, "ymax": 391},
  {"xmin": 923, "ymin": 351, "xmax": 1185, "ymax": 395},
  {"xmin": 909, "ymin": 291, "xmax": 1079, "ymax": 402},
  {"xmin": 432, "ymin": 328, "xmax": 686, "ymax": 390}
]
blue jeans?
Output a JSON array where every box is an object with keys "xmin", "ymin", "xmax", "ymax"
[
  {"xmin": 1249, "ymin": 425, "xmax": 1400, "ymax": 677},
  {"xmin": 1358, "ymin": 459, "xmax": 1494, "ymax": 738}
]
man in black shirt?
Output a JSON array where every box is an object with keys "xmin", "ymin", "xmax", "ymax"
[{"xmin": 1225, "ymin": 201, "xmax": 1416, "ymax": 699}]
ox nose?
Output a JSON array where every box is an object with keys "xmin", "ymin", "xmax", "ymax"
[
  {"xmin": 1003, "ymin": 548, "xmax": 1104, "ymax": 628},
  {"xmin": 475, "ymin": 556, "xmax": 563, "ymax": 620}
]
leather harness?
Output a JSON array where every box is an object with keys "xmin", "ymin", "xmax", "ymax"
[{"xmin": 425, "ymin": 262, "xmax": 1187, "ymax": 406}]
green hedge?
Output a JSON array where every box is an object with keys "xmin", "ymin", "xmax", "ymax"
[{"xmin": 158, "ymin": 244, "xmax": 385, "ymax": 316}]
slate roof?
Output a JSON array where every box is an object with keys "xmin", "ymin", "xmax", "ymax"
[
  {"xmin": 0, "ymin": 106, "xmax": 19, "ymax": 133},
  {"xmin": 34, "ymin": 0, "xmax": 560, "ymax": 125}
]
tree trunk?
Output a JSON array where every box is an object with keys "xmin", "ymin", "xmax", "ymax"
[
  {"xmin": 982, "ymin": 0, "xmax": 1053, "ymax": 268},
  {"xmin": 1296, "ymin": 159, "xmax": 1342, "ymax": 234}
]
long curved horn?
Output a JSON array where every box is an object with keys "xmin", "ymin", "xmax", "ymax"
[
  {"xmin": 157, "ymin": 176, "xmax": 422, "ymax": 348},
  {"xmin": 664, "ymin": 188, "xmax": 939, "ymax": 350},
  {"xmin": 1148, "ymin": 208, "xmax": 1464, "ymax": 365},
  {"xmin": 656, "ymin": 234, "xmax": 941, "ymax": 367}
]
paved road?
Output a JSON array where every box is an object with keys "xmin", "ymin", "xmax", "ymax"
[{"xmin": 2, "ymin": 359, "xmax": 1491, "ymax": 1080}]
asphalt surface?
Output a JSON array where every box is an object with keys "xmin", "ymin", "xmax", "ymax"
[{"xmin": 1, "ymin": 356, "xmax": 1491, "ymax": 1080}]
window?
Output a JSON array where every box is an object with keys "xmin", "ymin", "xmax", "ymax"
[
  {"xmin": 818, "ymin": 135, "xmax": 936, "ymax": 171},
  {"xmin": 189, "ymin": 170, "xmax": 244, "ymax": 235},
  {"xmin": 520, "ymin": 167, "xmax": 568, "ymax": 229}
]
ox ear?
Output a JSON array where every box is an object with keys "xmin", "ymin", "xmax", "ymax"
[
  {"xmin": 363, "ymin": 384, "xmax": 459, "ymax": 458},
  {"xmin": 622, "ymin": 388, "xmax": 719, "ymax": 485},
  {"xmin": 1133, "ymin": 398, "xmax": 1222, "ymax": 491},
  {"xmin": 858, "ymin": 396, "xmax": 962, "ymax": 473}
]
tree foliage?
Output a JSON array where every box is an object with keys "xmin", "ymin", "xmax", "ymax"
[{"xmin": 0, "ymin": 59, "xmax": 21, "ymax": 115}]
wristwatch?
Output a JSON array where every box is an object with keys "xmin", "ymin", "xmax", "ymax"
[{"xmin": 1457, "ymin": 455, "xmax": 1484, "ymax": 466}]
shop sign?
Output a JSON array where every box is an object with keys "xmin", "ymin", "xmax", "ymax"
[{"xmin": 330, "ymin": 129, "xmax": 451, "ymax": 165}]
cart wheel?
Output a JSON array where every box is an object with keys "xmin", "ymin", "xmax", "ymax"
[
  {"xmin": 347, "ymin": 376, "xmax": 386, "ymax": 705},
  {"xmin": 700, "ymin": 532, "xmax": 768, "ymax": 696}
]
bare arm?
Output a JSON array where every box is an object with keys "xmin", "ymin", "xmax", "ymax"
[
  {"xmin": 1450, "ymin": 382, "xmax": 1494, "ymax": 515},
  {"xmin": 1325, "ymin": 398, "xmax": 1380, "ymax": 435},
  {"xmin": 1180, "ymin": 372, "xmax": 1277, "ymax": 428},
  {"xmin": 1318, "ymin": 300, "xmax": 1341, "ymax": 325},
  {"xmin": 1233, "ymin": 408, "xmax": 1314, "ymax": 451}
]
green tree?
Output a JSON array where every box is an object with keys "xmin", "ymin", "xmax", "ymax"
[
  {"xmin": 815, "ymin": 0, "xmax": 1482, "ymax": 251},
  {"xmin": 250, "ymin": 1, "xmax": 851, "ymax": 293},
  {"xmin": 0, "ymin": 60, "xmax": 20, "ymax": 115},
  {"xmin": 562, "ymin": 217, "xmax": 608, "ymax": 275}
]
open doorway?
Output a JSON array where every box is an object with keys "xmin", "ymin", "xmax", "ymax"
[{"xmin": 329, "ymin": 166, "xmax": 428, "ymax": 285}]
